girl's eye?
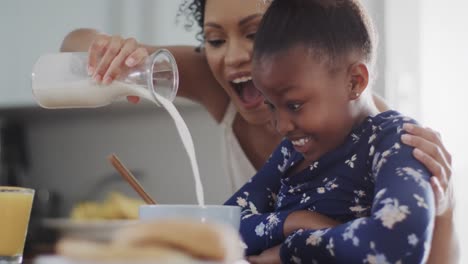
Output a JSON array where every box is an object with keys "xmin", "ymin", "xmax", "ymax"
[
  {"xmin": 264, "ymin": 100, "xmax": 275, "ymax": 111},
  {"xmin": 206, "ymin": 39, "xmax": 225, "ymax": 47},
  {"xmin": 287, "ymin": 103, "xmax": 302, "ymax": 112}
]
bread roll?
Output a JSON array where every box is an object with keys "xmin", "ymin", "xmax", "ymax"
[
  {"xmin": 113, "ymin": 219, "xmax": 244, "ymax": 262},
  {"xmin": 56, "ymin": 238, "xmax": 191, "ymax": 261},
  {"xmin": 56, "ymin": 219, "xmax": 245, "ymax": 263}
]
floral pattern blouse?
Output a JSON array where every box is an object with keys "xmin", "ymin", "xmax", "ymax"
[{"xmin": 224, "ymin": 111, "xmax": 435, "ymax": 264}]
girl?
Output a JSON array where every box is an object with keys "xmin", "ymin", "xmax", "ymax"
[
  {"xmin": 60, "ymin": 0, "xmax": 457, "ymax": 262},
  {"xmin": 225, "ymin": 0, "xmax": 443, "ymax": 263}
]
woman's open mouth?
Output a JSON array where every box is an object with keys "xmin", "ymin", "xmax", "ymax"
[{"xmin": 230, "ymin": 76, "xmax": 263, "ymax": 108}]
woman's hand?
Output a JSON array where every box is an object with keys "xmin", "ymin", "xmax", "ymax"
[
  {"xmin": 87, "ymin": 33, "xmax": 149, "ymax": 103},
  {"xmin": 247, "ymin": 245, "xmax": 281, "ymax": 264},
  {"xmin": 401, "ymin": 123, "xmax": 454, "ymax": 216}
]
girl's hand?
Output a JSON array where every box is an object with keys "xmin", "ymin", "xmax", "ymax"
[
  {"xmin": 401, "ymin": 123, "xmax": 454, "ymax": 216},
  {"xmin": 283, "ymin": 210, "xmax": 341, "ymax": 237},
  {"xmin": 247, "ymin": 211, "xmax": 339, "ymax": 263},
  {"xmin": 247, "ymin": 245, "xmax": 281, "ymax": 264},
  {"xmin": 87, "ymin": 33, "xmax": 148, "ymax": 103}
]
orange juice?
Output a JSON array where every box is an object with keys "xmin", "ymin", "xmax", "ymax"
[{"xmin": 0, "ymin": 187, "xmax": 34, "ymax": 258}]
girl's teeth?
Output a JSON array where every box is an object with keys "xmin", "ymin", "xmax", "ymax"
[
  {"xmin": 232, "ymin": 76, "xmax": 252, "ymax": 84},
  {"xmin": 292, "ymin": 137, "xmax": 310, "ymax": 146}
]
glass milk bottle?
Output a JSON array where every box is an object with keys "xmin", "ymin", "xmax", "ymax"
[{"xmin": 31, "ymin": 49, "xmax": 178, "ymax": 108}]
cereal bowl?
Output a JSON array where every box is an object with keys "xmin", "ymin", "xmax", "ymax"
[{"xmin": 139, "ymin": 205, "xmax": 241, "ymax": 230}]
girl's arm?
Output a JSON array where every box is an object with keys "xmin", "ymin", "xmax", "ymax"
[
  {"xmin": 247, "ymin": 211, "xmax": 341, "ymax": 264},
  {"xmin": 401, "ymin": 123, "xmax": 459, "ymax": 264},
  {"xmin": 224, "ymin": 140, "xmax": 297, "ymax": 255},
  {"xmin": 60, "ymin": 29, "xmax": 228, "ymax": 122},
  {"xmin": 279, "ymin": 119, "xmax": 435, "ymax": 263}
]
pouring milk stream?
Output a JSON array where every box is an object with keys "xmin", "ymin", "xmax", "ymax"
[{"xmin": 32, "ymin": 50, "xmax": 205, "ymax": 206}]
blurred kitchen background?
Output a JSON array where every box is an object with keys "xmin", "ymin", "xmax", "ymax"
[{"xmin": 1, "ymin": 0, "xmax": 467, "ymax": 261}]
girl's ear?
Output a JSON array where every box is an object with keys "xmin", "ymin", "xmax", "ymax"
[{"xmin": 348, "ymin": 63, "xmax": 369, "ymax": 100}]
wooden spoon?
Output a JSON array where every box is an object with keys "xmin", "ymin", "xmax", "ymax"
[{"xmin": 107, "ymin": 153, "xmax": 156, "ymax": 205}]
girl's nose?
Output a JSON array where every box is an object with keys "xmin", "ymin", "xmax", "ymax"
[
  {"xmin": 274, "ymin": 111, "xmax": 294, "ymax": 136},
  {"xmin": 224, "ymin": 40, "xmax": 251, "ymax": 67}
]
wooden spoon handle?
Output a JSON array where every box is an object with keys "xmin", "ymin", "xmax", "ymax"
[{"xmin": 107, "ymin": 153, "xmax": 156, "ymax": 205}]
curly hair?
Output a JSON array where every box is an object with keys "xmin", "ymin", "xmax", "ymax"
[{"xmin": 176, "ymin": 0, "xmax": 206, "ymax": 50}]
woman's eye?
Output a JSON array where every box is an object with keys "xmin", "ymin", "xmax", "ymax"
[
  {"xmin": 206, "ymin": 39, "xmax": 225, "ymax": 47},
  {"xmin": 287, "ymin": 103, "xmax": 302, "ymax": 112},
  {"xmin": 246, "ymin": 32, "xmax": 256, "ymax": 40},
  {"xmin": 264, "ymin": 100, "xmax": 275, "ymax": 111}
]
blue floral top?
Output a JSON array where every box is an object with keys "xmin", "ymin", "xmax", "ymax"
[{"xmin": 224, "ymin": 111, "xmax": 435, "ymax": 264}]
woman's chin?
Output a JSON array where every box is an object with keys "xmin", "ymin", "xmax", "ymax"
[
  {"xmin": 228, "ymin": 94, "xmax": 271, "ymax": 125},
  {"xmin": 238, "ymin": 106, "xmax": 272, "ymax": 125}
]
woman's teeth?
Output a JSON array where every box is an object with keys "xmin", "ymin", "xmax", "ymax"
[
  {"xmin": 231, "ymin": 76, "xmax": 253, "ymax": 96},
  {"xmin": 232, "ymin": 76, "xmax": 252, "ymax": 84},
  {"xmin": 292, "ymin": 137, "xmax": 311, "ymax": 147}
]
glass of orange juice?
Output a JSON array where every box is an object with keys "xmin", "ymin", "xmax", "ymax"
[{"xmin": 0, "ymin": 186, "xmax": 34, "ymax": 264}]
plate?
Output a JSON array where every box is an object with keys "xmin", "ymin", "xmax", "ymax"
[{"xmin": 42, "ymin": 218, "xmax": 138, "ymax": 241}]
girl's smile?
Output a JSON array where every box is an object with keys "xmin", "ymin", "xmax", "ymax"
[{"xmin": 290, "ymin": 136, "xmax": 315, "ymax": 156}]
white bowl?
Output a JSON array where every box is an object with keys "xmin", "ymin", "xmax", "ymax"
[{"xmin": 139, "ymin": 205, "xmax": 241, "ymax": 230}]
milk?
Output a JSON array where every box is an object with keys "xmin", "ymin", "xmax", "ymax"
[
  {"xmin": 33, "ymin": 80, "xmax": 155, "ymax": 109},
  {"xmin": 34, "ymin": 80, "xmax": 205, "ymax": 206},
  {"xmin": 151, "ymin": 92, "xmax": 205, "ymax": 207}
]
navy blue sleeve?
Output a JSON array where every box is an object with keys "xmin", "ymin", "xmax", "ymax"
[
  {"xmin": 224, "ymin": 140, "xmax": 293, "ymax": 255},
  {"xmin": 279, "ymin": 121, "xmax": 435, "ymax": 263}
]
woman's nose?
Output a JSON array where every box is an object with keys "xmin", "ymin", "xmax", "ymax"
[{"xmin": 224, "ymin": 40, "xmax": 251, "ymax": 67}]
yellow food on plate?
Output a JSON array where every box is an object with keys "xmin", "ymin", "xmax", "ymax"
[{"xmin": 70, "ymin": 192, "xmax": 144, "ymax": 220}]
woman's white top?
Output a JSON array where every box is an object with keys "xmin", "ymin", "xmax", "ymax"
[{"xmin": 220, "ymin": 102, "xmax": 257, "ymax": 193}]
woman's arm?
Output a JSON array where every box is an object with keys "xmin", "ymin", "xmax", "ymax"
[
  {"xmin": 372, "ymin": 93, "xmax": 390, "ymax": 112},
  {"xmin": 60, "ymin": 29, "xmax": 229, "ymax": 122},
  {"xmin": 428, "ymin": 209, "xmax": 458, "ymax": 264},
  {"xmin": 60, "ymin": 28, "xmax": 104, "ymax": 52}
]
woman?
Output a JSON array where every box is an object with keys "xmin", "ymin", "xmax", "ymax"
[{"xmin": 61, "ymin": 0, "xmax": 457, "ymax": 262}]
